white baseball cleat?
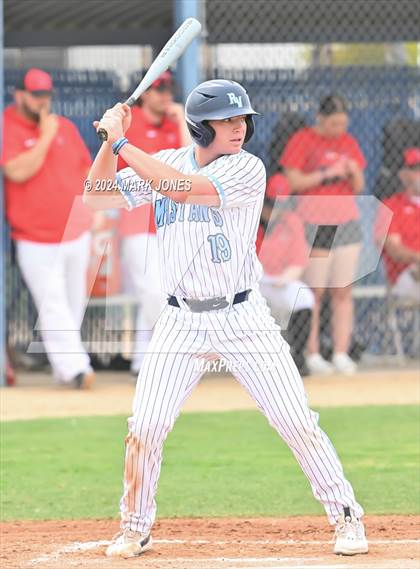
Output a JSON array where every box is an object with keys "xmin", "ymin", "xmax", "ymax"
[
  {"xmin": 334, "ymin": 513, "xmax": 368, "ymax": 556},
  {"xmin": 105, "ymin": 529, "xmax": 153, "ymax": 558}
]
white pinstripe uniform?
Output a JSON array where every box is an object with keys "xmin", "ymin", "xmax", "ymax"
[{"xmin": 116, "ymin": 144, "xmax": 363, "ymax": 534}]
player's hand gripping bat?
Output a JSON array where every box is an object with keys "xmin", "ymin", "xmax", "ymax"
[{"xmin": 96, "ymin": 17, "xmax": 201, "ymax": 142}]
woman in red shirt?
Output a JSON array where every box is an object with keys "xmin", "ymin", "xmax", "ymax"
[{"xmin": 281, "ymin": 95, "xmax": 366, "ymax": 375}]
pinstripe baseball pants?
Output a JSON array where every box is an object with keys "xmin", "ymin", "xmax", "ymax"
[{"xmin": 120, "ymin": 287, "xmax": 363, "ymax": 533}]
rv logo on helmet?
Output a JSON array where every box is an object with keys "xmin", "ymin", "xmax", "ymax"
[{"xmin": 227, "ymin": 93, "xmax": 243, "ymax": 107}]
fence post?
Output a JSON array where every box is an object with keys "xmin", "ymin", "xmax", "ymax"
[{"xmin": 173, "ymin": 0, "xmax": 202, "ymax": 103}]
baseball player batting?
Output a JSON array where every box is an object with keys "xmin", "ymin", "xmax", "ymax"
[{"xmin": 85, "ymin": 80, "xmax": 368, "ymax": 558}]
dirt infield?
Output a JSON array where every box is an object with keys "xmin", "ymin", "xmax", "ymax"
[{"xmin": 1, "ymin": 516, "xmax": 419, "ymax": 569}]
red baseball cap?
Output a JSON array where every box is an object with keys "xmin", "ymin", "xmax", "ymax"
[
  {"xmin": 150, "ymin": 70, "xmax": 174, "ymax": 91},
  {"xmin": 17, "ymin": 68, "xmax": 53, "ymax": 96},
  {"xmin": 404, "ymin": 147, "xmax": 420, "ymax": 169}
]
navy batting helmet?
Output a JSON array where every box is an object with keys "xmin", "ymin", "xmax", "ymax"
[{"xmin": 185, "ymin": 79, "xmax": 258, "ymax": 147}]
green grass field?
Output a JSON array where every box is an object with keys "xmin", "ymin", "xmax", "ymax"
[{"xmin": 1, "ymin": 405, "xmax": 419, "ymax": 521}]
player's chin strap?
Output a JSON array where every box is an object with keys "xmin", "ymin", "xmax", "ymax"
[{"xmin": 168, "ymin": 290, "xmax": 251, "ymax": 312}]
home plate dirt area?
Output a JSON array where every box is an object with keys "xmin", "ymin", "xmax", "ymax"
[{"xmin": 1, "ymin": 516, "xmax": 419, "ymax": 569}]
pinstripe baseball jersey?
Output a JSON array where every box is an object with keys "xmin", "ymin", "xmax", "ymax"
[
  {"xmin": 107, "ymin": 88, "xmax": 365, "ymax": 553},
  {"xmin": 117, "ymin": 145, "xmax": 266, "ymax": 298}
]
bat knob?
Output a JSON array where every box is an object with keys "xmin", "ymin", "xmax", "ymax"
[{"xmin": 97, "ymin": 128, "xmax": 108, "ymax": 142}]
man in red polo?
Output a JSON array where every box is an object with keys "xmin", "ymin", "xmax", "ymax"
[
  {"xmin": 118, "ymin": 71, "xmax": 191, "ymax": 375},
  {"xmin": 375, "ymin": 147, "xmax": 420, "ymax": 301},
  {"xmin": 2, "ymin": 68, "xmax": 94, "ymax": 388}
]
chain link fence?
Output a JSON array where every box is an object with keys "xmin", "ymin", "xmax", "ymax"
[
  {"xmin": 4, "ymin": 1, "xmax": 420, "ymax": 374},
  {"xmin": 204, "ymin": 1, "xmax": 420, "ymax": 372}
]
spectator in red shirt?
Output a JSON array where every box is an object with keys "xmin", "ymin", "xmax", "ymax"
[
  {"xmin": 117, "ymin": 71, "xmax": 191, "ymax": 375},
  {"xmin": 2, "ymin": 69, "xmax": 94, "ymax": 388},
  {"xmin": 281, "ymin": 95, "xmax": 366, "ymax": 375},
  {"xmin": 375, "ymin": 147, "xmax": 420, "ymax": 301},
  {"xmin": 258, "ymin": 173, "xmax": 314, "ymax": 376}
]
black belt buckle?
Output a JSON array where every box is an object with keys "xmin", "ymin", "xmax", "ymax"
[{"xmin": 186, "ymin": 296, "xmax": 230, "ymax": 312}]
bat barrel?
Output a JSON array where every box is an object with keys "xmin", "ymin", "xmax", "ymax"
[{"xmin": 96, "ymin": 17, "xmax": 201, "ymax": 142}]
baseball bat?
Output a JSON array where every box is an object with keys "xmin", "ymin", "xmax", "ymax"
[{"xmin": 97, "ymin": 17, "xmax": 202, "ymax": 142}]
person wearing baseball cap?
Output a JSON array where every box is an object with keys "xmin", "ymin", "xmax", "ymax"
[
  {"xmin": 118, "ymin": 70, "xmax": 191, "ymax": 376},
  {"xmin": 2, "ymin": 68, "xmax": 95, "ymax": 389},
  {"xmin": 257, "ymin": 172, "xmax": 314, "ymax": 376},
  {"xmin": 375, "ymin": 147, "xmax": 420, "ymax": 301}
]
